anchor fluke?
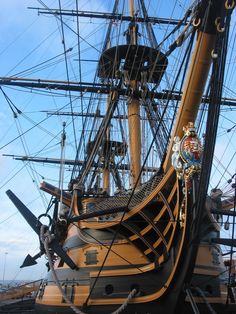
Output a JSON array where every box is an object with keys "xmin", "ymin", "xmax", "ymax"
[
  {"xmin": 6, "ymin": 189, "xmax": 78, "ymax": 270},
  {"xmin": 20, "ymin": 254, "xmax": 39, "ymax": 268}
]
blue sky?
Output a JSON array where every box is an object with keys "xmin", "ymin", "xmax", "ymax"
[
  {"xmin": 0, "ymin": 0, "xmax": 126, "ymax": 282},
  {"xmin": 0, "ymin": 0, "xmax": 235, "ymax": 282},
  {"xmin": 0, "ymin": 0, "xmax": 53, "ymax": 282}
]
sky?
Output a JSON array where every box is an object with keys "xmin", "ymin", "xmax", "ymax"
[
  {"xmin": 0, "ymin": 0, "xmax": 61, "ymax": 282},
  {"xmin": 0, "ymin": 0, "xmax": 109, "ymax": 282},
  {"xmin": 0, "ymin": 0, "xmax": 130, "ymax": 283},
  {"xmin": 0, "ymin": 0, "xmax": 235, "ymax": 283}
]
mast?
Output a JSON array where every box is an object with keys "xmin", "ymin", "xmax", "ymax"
[
  {"xmin": 163, "ymin": 0, "xmax": 223, "ymax": 172},
  {"xmin": 102, "ymin": 98, "xmax": 110, "ymax": 194},
  {"xmin": 127, "ymin": 0, "xmax": 141, "ymax": 187}
]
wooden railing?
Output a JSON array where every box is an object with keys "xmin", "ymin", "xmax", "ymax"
[{"xmin": 0, "ymin": 279, "xmax": 41, "ymax": 302}]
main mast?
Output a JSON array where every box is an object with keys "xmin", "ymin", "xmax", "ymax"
[
  {"xmin": 102, "ymin": 98, "xmax": 111, "ymax": 194},
  {"xmin": 95, "ymin": 0, "xmax": 167, "ymax": 192},
  {"xmin": 127, "ymin": 0, "xmax": 141, "ymax": 187}
]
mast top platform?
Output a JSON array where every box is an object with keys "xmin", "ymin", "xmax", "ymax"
[{"xmin": 98, "ymin": 44, "xmax": 168, "ymax": 83}]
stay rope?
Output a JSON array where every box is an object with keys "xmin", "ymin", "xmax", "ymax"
[{"xmin": 40, "ymin": 225, "xmax": 136, "ymax": 314}]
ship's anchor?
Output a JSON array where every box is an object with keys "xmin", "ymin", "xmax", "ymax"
[{"xmin": 6, "ymin": 190, "xmax": 77, "ymax": 270}]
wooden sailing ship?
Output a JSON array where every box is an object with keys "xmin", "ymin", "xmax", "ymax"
[{"xmin": 1, "ymin": 0, "xmax": 236, "ymax": 313}]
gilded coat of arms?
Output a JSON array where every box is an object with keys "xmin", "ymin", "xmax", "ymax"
[{"xmin": 172, "ymin": 122, "xmax": 202, "ymax": 180}]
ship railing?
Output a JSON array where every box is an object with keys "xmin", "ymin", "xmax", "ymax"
[
  {"xmin": 0, "ymin": 279, "xmax": 42, "ymax": 302},
  {"xmin": 86, "ymin": 172, "xmax": 164, "ymax": 213}
]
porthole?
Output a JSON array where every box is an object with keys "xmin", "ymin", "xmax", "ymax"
[
  {"xmin": 105, "ymin": 284, "xmax": 114, "ymax": 295},
  {"xmin": 205, "ymin": 284, "xmax": 213, "ymax": 295}
]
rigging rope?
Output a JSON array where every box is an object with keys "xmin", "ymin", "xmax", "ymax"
[
  {"xmin": 0, "ymin": 90, "xmax": 82, "ymax": 151},
  {"xmin": 75, "ymin": 0, "xmax": 86, "ymax": 166},
  {"xmin": 82, "ymin": 79, "xmax": 173, "ymax": 305},
  {"xmin": 58, "ymin": 122, "xmax": 66, "ymax": 215},
  {"xmin": 40, "ymin": 225, "xmax": 136, "ymax": 314},
  {"xmin": 192, "ymin": 0, "xmax": 233, "ymax": 266},
  {"xmin": 194, "ymin": 287, "xmax": 217, "ymax": 314},
  {"xmin": 164, "ymin": 30, "xmax": 195, "ymax": 153},
  {"xmin": 40, "ymin": 225, "xmax": 84, "ymax": 314},
  {"xmin": 72, "ymin": 222, "xmax": 156, "ymax": 277},
  {"xmin": 227, "ymin": 173, "xmax": 236, "ymax": 304},
  {"xmin": 78, "ymin": 5, "xmax": 197, "ymax": 298},
  {"xmin": 12, "ymin": 48, "xmax": 73, "ymax": 78},
  {"xmin": 23, "ymin": 1, "xmax": 234, "ymax": 313},
  {"xmin": 37, "ymin": 0, "xmax": 101, "ymax": 53},
  {"xmin": 58, "ymin": 0, "xmax": 78, "ymax": 151}
]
